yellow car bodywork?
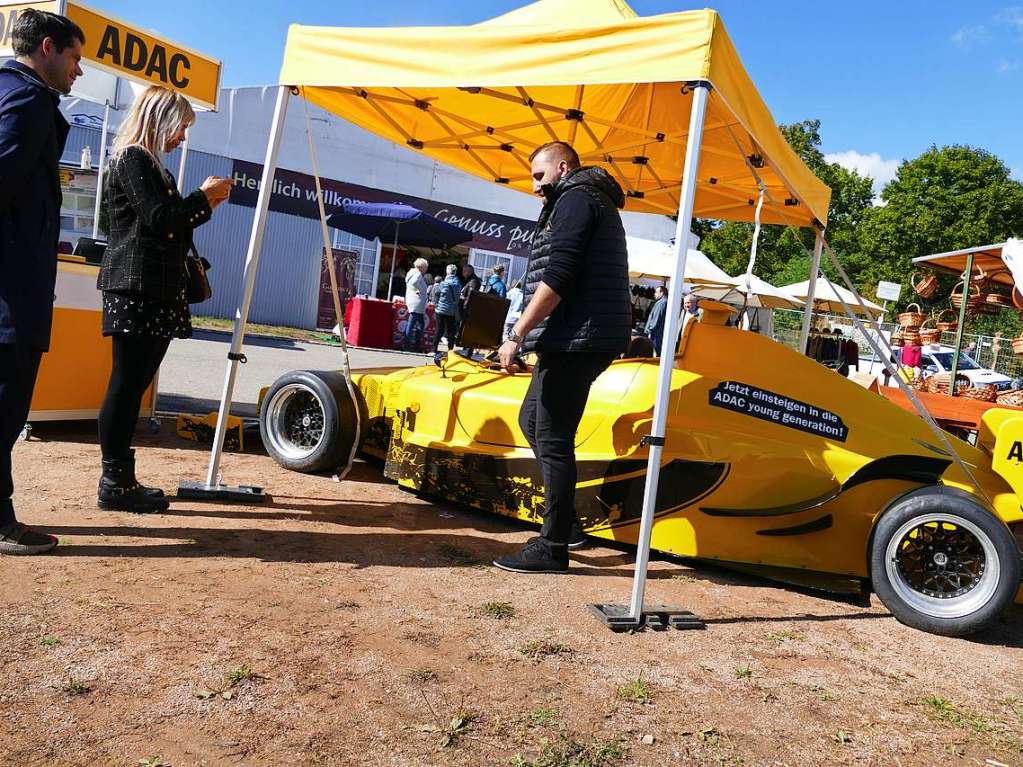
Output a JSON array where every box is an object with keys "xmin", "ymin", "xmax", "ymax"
[{"xmin": 349, "ymin": 310, "xmax": 1023, "ymax": 601}]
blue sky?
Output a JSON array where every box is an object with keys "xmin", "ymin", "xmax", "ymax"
[{"xmin": 94, "ymin": 0, "xmax": 1023, "ymax": 190}]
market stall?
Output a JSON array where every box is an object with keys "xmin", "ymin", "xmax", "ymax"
[
  {"xmin": 1, "ymin": 1, "xmax": 222, "ymax": 423},
  {"xmin": 899, "ymin": 240, "xmax": 1023, "ymax": 430},
  {"xmin": 195, "ymin": 0, "xmax": 832, "ymax": 628}
]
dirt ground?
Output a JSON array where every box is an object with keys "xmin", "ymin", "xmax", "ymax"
[{"xmin": 2, "ymin": 420, "xmax": 1021, "ymax": 767}]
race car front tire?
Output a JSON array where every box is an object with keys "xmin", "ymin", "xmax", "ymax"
[
  {"xmin": 259, "ymin": 370, "xmax": 361, "ymax": 473},
  {"xmin": 870, "ymin": 487, "xmax": 1021, "ymax": 637}
]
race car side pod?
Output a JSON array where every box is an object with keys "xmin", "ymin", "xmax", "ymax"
[
  {"xmin": 818, "ymin": 237, "xmax": 989, "ymax": 504},
  {"xmin": 589, "ymin": 80, "xmax": 711, "ymax": 634}
]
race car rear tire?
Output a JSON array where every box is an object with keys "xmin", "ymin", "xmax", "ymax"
[
  {"xmin": 870, "ymin": 487, "xmax": 1021, "ymax": 636},
  {"xmin": 260, "ymin": 370, "xmax": 361, "ymax": 473}
]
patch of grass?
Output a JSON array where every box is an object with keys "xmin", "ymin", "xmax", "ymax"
[
  {"xmin": 38, "ymin": 636, "xmax": 62, "ymax": 647},
  {"xmin": 439, "ymin": 543, "xmax": 479, "ymax": 565},
  {"xmin": 62, "ymin": 676, "xmax": 90, "ymax": 696},
  {"xmin": 527, "ymin": 707, "xmax": 558, "ymax": 728},
  {"xmin": 764, "ymin": 630, "xmax": 803, "ymax": 643},
  {"xmin": 733, "ymin": 664, "xmax": 752, "ymax": 680},
  {"xmin": 670, "ymin": 572, "xmax": 696, "ymax": 582},
  {"xmin": 512, "ymin": 735, "xmax": 624, "ymax": 767},
  {"xmin": 405, "ymin": 668, "xmax": 439, "ymax": 684},
  {"xmin": 616, "ymin": 677, "xmax": 651, "ymax": 704},
  {"xmin": 480, "ymin": 601, "xmax": 516, "ymax": 620},
  {"xmin": 403, "ymin": 630, "xmax": 440, "ymax": 647},
  {"xmin": 919, "ymin": 696, "xmax": 994, "ymax": 734},
  {"xmin": 697, "ymin": 727, "xmax": 720, "ymax": 746},
  {"xmin": 833, "ymin": 729, "xmax": 852, "ymax": 745},
  {"xmin": 519, "ymin": 640, "xmax": 575, "ymax": 661},
  {"xmin": 336, "ymin": 600, "xmax": 360, "ymax": 609},
  {"xmin": 225, "ymin": 664, "xmax": 257, "ymax": 686},
  {"xmin": 138, "ymin": 758, "xmax": 169, "ymax": 767}
]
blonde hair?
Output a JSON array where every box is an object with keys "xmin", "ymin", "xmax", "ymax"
[
  {"xmin": 112, "ymin": 85, "xmax": 195, "ymax": 165},
  {"xmin": 414, "ymin": 257, "xmax": 429, "ymax": 269}
]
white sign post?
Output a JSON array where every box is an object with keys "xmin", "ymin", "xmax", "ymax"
[{"xmin": 876, "ymin": 281, "xmax": 901, "ymax": 320}]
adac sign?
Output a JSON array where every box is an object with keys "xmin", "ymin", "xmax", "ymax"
[
  {"xmin": 0, "ymin": 2, "xmax": 58, "ymax": 57},
  {"xmin": 66, "ymin": 1, "xmax": 220, "ymax": 110}
]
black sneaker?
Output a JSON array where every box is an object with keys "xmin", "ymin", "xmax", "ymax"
[
  {"xmin": 493, "ymin": 538, "xmax": 569, "ymax": 574},
  {"xmin": 0, "ymin": 521, "xmax": 58, "ymax": 555},
  {"xmin": 567, "ymin": 521, "xmax": 588, "ymax": 550}
]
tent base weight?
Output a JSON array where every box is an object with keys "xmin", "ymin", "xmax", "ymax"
[
  {"xmin": 177, "ymin": 480, "xmax": 267, "ymax": 503},
  {"xmin": 587, "ymin": 603, "xmax": 705, "ymax": 632}
]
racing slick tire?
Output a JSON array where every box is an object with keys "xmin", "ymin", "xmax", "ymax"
[
  {"xmin": 259, "ymin": 370, "xmax": 362, "ymax": 473},
  {"xmin": 870, "ymin": 486, "xmax": 1021, "ymax": 637}
]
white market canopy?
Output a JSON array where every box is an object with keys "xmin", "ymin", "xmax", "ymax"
[
  {"xmin": 626, "ymin": 236, "xmax": 733, "ymax": 284},
  {"xmin": 697, "ymin": 273, "xmax": 803, "ymax": 309},
  {"xmin": 780, "ymin": 277, "xmax": 884, "ymax": 318}
]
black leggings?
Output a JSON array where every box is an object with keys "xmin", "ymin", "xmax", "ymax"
[{"xmin": 98, "ymin": 334, "xmax": 171, "ymax": 460}]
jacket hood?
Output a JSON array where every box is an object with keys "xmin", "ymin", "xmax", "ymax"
[{"xmin": 558, "ymin": 166, "xmax": 626, "ymax": 209}]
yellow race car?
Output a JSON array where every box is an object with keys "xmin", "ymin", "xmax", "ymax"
[{"xmin": 258, "ymin": 303, "xmax": 1023, "ymax": 637}]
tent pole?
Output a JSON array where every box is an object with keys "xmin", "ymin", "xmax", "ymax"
[
  {"xmin": 183, "ymin": 85, "xmax": 290, "ymax": 498},
  {"xmin": 388, "ymin": 225, "xmax": 400, "ymax": 300},
  {"xmin": 91, "ymin": 101, "xmax": 110, "ymax": 239},
  {"xmin": 176, "ymin": 127, "xmax": 190, "ymax": 193},
  {"xmin": 621, "ymin": 81, "xmax": 709, "ymax": 628},
  {"xmin": 949, "ymin": 252, "xmax": 974, "ymax": 397},
  {"xmin": 799, "ymin": 231, "xmax": 824, "ymax": 354}
]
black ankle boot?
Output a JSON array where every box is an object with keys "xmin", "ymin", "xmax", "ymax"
[
  {"xmin": 98, "ymin": 457, "xmax": 169, "ymax": 513},
  {"xmin": 125, "ymin": 449, "xmax": 164, "ymax": 498}
]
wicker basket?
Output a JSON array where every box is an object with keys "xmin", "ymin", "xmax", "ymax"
[
  {"xmin": 902, "ymin": 328, "xmax": 922, "ymax": 346},
  {"xmin": 897, "ymin": 302, "xmax": 925, "ymax": 328},
  {"xmin": 1013, "ymin": 336, "xmax": 1023, "ymax": 356},
  {"xmin": 950, "ymin": 281, "xmax": 981, "ymax": 314},
  {"xmin": 935, "ymin": 309, "xmax": 958, "ymax": 333},
  {"xmin": 918, "ymin": 318, "xmax": 941, "ymax": 345},
  {"xmin": 926, "ymin": 372, "xmax": 971, "ymax": 395},
  {"xmin": 891, "ymin": 327, "xmax": 905, "ymax": 346},
  {"xmin": 960, "ymin": 384, "xmax": 999, "ymax": 403},
  {"xmin": 970, "ymin": 266, "xmax": 990, "ymax": 291},
  {"xmin": 911, "ymin": 271, "xmax": 938, "ymax": 299},
  {"xmin": 1013, "ymin": 287, "xmax": 1023, "ymax": 311},
  {"xmin": 997, "ymin": 389, "xmax": 1023, "ymax": 407}
]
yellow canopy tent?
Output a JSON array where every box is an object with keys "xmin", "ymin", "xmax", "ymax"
[
  {"xmin": 280, "ymin": 0, "xmax": 830, "ymax": 226},
  {"xmin": 200, "ymin": 0, "xmax": 833, "ymax": 628}
]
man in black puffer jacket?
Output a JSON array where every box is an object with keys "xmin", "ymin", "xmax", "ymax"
[{"xmin": 494, "ymin": 141, "xmax": 630, "ymax": 574}]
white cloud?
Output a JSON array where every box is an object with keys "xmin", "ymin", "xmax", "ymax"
[
  {"xmin": 951, "ymin": 24, "xmax": 988, "ymax": 48},
  {"xmin": 824, "ymin": 150, "xmax": 902, "ymax": 199},
  {"xmin": 997, "ymin": 57, "xmax": 1022, "ymax": 73},
  {"xmin": 996, "ymin": 6, "xmax": 1023, "ymax": 33}
]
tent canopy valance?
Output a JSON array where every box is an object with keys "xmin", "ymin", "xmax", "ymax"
[
  {"xmin": 278, "ymin": 0, "xmax": 830, "ymax": 227},
  {"xmin": 912, "ymin": 243, "xmax": 1015, "ymax": 287}
]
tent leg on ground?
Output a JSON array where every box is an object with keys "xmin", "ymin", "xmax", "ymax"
[
  {"xmin": 179, "ymin": 85, "xmax": 293, "ymax": 501},
  {"xmin": 590, "ymin": 82, "xmax": 711, "ymax": 632}
]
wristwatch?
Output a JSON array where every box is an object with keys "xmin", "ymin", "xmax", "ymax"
[{"xmin": 507, "ymin": 329, "xmax": 524, "ymax": 344}]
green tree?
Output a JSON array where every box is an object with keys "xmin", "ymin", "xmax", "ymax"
[
  {"xmin": 697, "ymin": 119, "xmax": 873, "ymax": 286},
  {"xmin": 855, "ymin": 145, "xmax": 1023, "ymax": 312}
]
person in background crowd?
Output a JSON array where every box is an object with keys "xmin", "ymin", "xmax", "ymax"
[
  {"xmin": 494, "ymin": 140, "xmax": 631, "ymax": 574},
  {"xmin": 459, "ymin": 264, "xmax": 482, "ymax": 314},
  {"xmin": 900, "ymin": 340, "xmax": 923, "ymax": 382},
  {"xmin": 0, "ymin": 9, "xmax": 83, "ymax": 553},
  {"xmin": 485, "ymin": 263, "xmax": 508, "ymax": 298},
  {"xmin": 643, "ymin": 285, "xmax": 667, "ymax": 355},
  {"xmin": 96, "ymin": 86, "xmax": 232, "ymax": 513},
  {"xmin": 427, "ymin": 274, "xmax": 442, "ymax": 305},
  {"xmin": 504, "ymin": 282, "xmax": 524, "ymax": 341},
  {"xmin": 433, "ymin": 264, "xmax": 462, "ymax": 353},
  {"xmin": 404, "ymin": 257, "xmax": 430, "ymax": 352}
]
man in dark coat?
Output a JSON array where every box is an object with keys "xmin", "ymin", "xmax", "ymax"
[
  {"xmin": 0, "ymin": 9, "xmax": 83, "ymax": 554},
  {"xmin": 494, "ymin": 141, "xmax": 631, "ymax": 574},
  {"xmin": 644, "ymin": 285, "xmax": 668, "ymax": 355}
]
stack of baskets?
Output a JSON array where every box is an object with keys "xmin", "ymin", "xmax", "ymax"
[
  {"xmin": 897, "ymin": 302, "xmax": 925, "ymax": 346},
  {"xmin": 924, "ymin": 372, "xmax": 998, "ymax": 402}
]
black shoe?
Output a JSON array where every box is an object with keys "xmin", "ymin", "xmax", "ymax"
[
  {"xmin": 567, "ymin": 521, "xmax": 588, "ymax": 550},
  {"xmin": 493, "ymin": 538, "xmax": 568, "ymax": 574},
  {"xmin": 0, "ymin": 521, "xmax": 58, "ymax": 555},
  {"xmin": 98, "ymin": 457, "xmax": 169, "ymax": 513},
  {"xmin": 124, "ymin": 450, "xmax": 164, "ymax": 498}
]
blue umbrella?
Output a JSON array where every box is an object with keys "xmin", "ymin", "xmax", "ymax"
[{"xmin": 327, "ymin": 202, "xmax": 473, "ymax": 296}]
